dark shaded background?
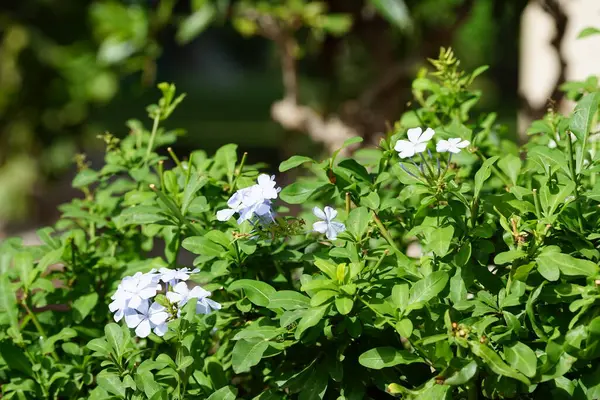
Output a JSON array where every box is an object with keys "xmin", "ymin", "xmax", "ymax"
[{"xmin": 0, "ymin": 0, "xmax": 527, "ymax": 233}]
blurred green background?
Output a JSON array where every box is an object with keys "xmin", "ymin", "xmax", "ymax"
[{"xmin": 0, "ymin": 0, "xmax": 526, "ymax": 232}]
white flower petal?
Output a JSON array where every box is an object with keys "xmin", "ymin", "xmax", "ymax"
[
  {"xmin": 124, "ymin": 310, "xmax": 143, "ymax": 328},
  {"xmin": 113, "ymin": 308, "xmax": 124, "ymax": 322},
  {"xmin": 325, "ymin": 226, "xmax": 339, "ymax": 240},
  {"xmin": 398, "ymin": 146, "xmax": 416, "ymax": 159},
  {"xmin": 313, "ymin": 207, "xmax": 326, "ymax": 220},
  {"xmin": 128, "ymin": 295, "xmax": 143, "ymax": 311},
  {"xmin": 189, "ymin": 286, "xmax": 210, "ymax": 299},
  {"xmin": 323, "ymin": 206, "xmax": 337, "ymax": 220},
  {"xmin": 153, "ymin": 323, "xmax": 168, "ymax": 337},
  {"xmin": 149, "ymin": 311, "xmax": 169, "ymax": 325},
  {"xmin": 413, "ymin": 142, "xmax": 427, "ymax": 154},
  {"xmin": 135, "ymin": 319, "xmax": 152, "ymax": 338},
  {"xmin": 330, "ymin": 221, "xmax": 346, "ymax": 234},
  {"xmin": 205, "ymin": 298, "xmax": 222, "ymax": 311},
  {"xmin": 166, "ymin": 291, "xmax": 182, "ymax": 304},
  {"xmin": 394, "ymin": 139, "xmax": 412, "ymax": 152},
  {"xmin": 195, "ymin": 302, "xmax": 210, "ymax": 315},
  {"xmin": 216, "ymin": 208, "xmax": 236, "ymax": 222},
  {"xmin": 407, "ymin": 127, "xmax": 423, "ymax": 143},
  {"xmin": 313, "ymin": 221, "xmax": 329, "ymax": 234},
  {"xmin": 436, "ymin": 140, "xmax": 450, "ymax": 153},
  {"xmin": 138, "ymin": 287, "xmax": 157, "ymax": 300},
  {"xmin": 419, "ymin": 128, "xmax": 435, "ymax": 143}
]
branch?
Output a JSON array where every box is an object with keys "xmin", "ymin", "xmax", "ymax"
[
  {"xmin": 248, "ymin": 13, "xmax": 359, "ymax": 153},
  {"xmin": 271, "ymin": 98, "xmax": 358, "ymax": 153}
]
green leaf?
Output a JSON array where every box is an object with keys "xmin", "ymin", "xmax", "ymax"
[
  {"xmin": 368, "ymin": 0, "xmax": 412, "ymax": 31},
  {"xmin": 97, "ymin": 371, "xmax": 126, "ymax": 398},
  {"xmin": 498, "ymin": 154, "xmax": 521, "ymax": 186},
  {"xmin": 105, "ymin": 323, "xmax": 125, "ymax": 358},
  {"xmin": 578, "ymin": 27, "xmax": 600, "ymax": 38},
  {"xmin": 358, "ymin": 347, "xmax": 423, "ymax": 370},
  {"xmin": 0, "ymin": 341, "xmax": 32, "ymax": 376},
  {"xmin": 395, "ymin": 319, "xmax": 413, "ymax": 337},
  {"xmin": 362, "ymin": 192, "xmax": 380, "ymax": 209},
  {"xmin": 346, "ymin": 207, "xmax": 370, "ymax": 240},
  {"xmin": 42, "ymin": 327, "xmax": 77, "ymax": 354},
  {"xmin": 406, "ymin": 271, "xmax": 449, "ymax": 312},
  {"xmin": 231, "ymin": 338, "xmax": 269, "ymax": 373},
  {"xmin": 280, "ymin": 181, "xmax": 328, "ymax": 204},
  {"xmin": 570, "ymin": 92, "xmax": 600, "ymax": 173},
  {"xmin": 210, "ymin": 144, "xmax": 238, "ymax": 181},
  {"xmin": 14, "ymin": 252, "xmax": 33, "ymax": 291},
  {"xmin": 474, "ymin": 156, "xmax": 499, "ymax": 198},
  {"xmin": 429, "ymin": 226, "xmax": 454, "ymax": 257},
  {"xmin": 469, "ymin": 341, "xmax": 531, "ymax": 385},
  {"xmin": 504, "ymin": 342, "xmax": 537, "ymax": 378},
  {"xmin": 529, "ymin": 147, "xmax": 568, "ymax": 175},
  {"xmin": 229, "ymin": 280, "xmax": 276, "ymax": 307},
  {"xmin": 136, "ymin": 370, "xmax": 165, "ymax": 399},
  {"xmin": 537, "ymin": 257, "xmax": 560, "ymax": 281},
  {"xmin": 391, "ymin": 284, "xmax": 409, "ymax": 310},
  {"xmin": 176, "ymin": 3, "xmax": 216, "ymax": 44},
  {"xmin": 295, "ymin": 305, "xmax": 329, "ymax": 339},
  {"xmin": 119, "ymin": 206, "xmax": 165, "ymax": 226},
  {"xmin": 0, "ymin": 275, "xmax": 19, "ymax": 333},
  {"xmin": 72, "ymin": 169, "xmax": 99, "ymax": 188},
  {"xmin": 182, "ymin": 236, "xmax": 225, "ymax": 258},
  {"xmin": 268, "ymin": 291, "xmax": 310, "ymax": 310},
  {"xmin": 73, "ymin": 292, "xmax": 98, "ymax": 323},
  {"xmin": 444, "ymin": 360, "xmax": 478, "ymax": 386},
  {"xmin": 539, "ymin": 181, "xmax": 575, "ymax": 216},
  {"xmin": 337, "ymin": 159, "xmax": 371, "ymax": 182},
  {"xmin": 207, "ymin": 386, "xmax": 238, "ymax": 400},
  {"xmin": 181, "ymin": 175, "xmax": 208, "ymax": 214},
  {"xmin": 313, "ymin": 258, "xmax": 338, "ymax": 280},
  {"xmin": 494, "ymin": 250, "xmax": 526, "ymax": 265},
  {"xmin": 298, "ymin": 366, "xmax": 329, "ymax": 400},
  {"xmin": 335, "ymin": 297, "xmax": 353, "ymax": 315},
  {"xmin": 279, "ymin": 156, "xmax": 314, "ymax": 172},
  {"xmin": 87, "ymin": 338, "xmax": 110, "ymax": 356},
  {"xmin": 537, "ymin": 252, "xmax": 598, "ymax": 278}
]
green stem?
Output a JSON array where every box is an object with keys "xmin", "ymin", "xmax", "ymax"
[
  {"xmin": 158, "ymin": 160, "xmax": 165, "ymax": 192},
  {"xmin": 532, "ymin": 189, "xmax": 542, "ymax": 218},
  {"xmin": 167, "ymin": 147, "xmax": 182, "ymax": 169},
  {"xmin": 470, "ymin": 198, "xmax": 478, "ymax": 230},
  {"xmin": 345, "ymin": 192, "xmax": 351, "ymax": 214},
  {"xmin": 144, "ymin": 113, "xmax": 161, "ymax": 163},
  {"xmin": 357, "ymin": 296, "xmax": 434, "ymax": 368},
  {"xmin": 184, "ymin": 153, "xmax": 194, "ymax": 187},
  {"xmin": 566, "ymin": 133, "xmax": 585, "ymax": 232},
  {"xmin": 366, "ymin": 249, "xmax": 390, "ymax": 280},
  {"xmin": 372, "ymin": 212, "xmax": 402, "ymax": 257},
  {"xmin": 22, "ymin": 300, "xmax": 59, "ymax": 361},
  {"xmin": 230, "ymin": 152, "xmax": 248, "ymax": 193},
  {"xmin": 476, "ymin": 150, "xmax": 511, "ymax": 188},
  {"xmin": 418, "ymin": 153, "xmax": 436, "ymax": 181}
]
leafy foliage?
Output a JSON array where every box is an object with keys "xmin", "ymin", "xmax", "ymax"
[{"xmin": 1, "ymin": 48, "xmax": 600, "ymax": 399}]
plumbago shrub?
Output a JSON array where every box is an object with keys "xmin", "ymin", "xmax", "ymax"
[{"xmin": 1, "ymin": 50, "xmax": 600, "ymax": 399}]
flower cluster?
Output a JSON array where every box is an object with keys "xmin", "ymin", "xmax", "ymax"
[
  {"xmin": 394, "ymin": 127, "xmax": 470, "ymax": 158},
  {"xmin": 312, "ymin": 206, "xmax": 346, "ymax": 240},
  {"xmin": 217, "ymin": 174, "xmax": 280, "ymax": 225},
  {"xmin": 217, "ymin": 127, "xmax": 465, "ymax": 241},
  {"xmin": 109, "ymin": 267, "xmax": 221, "ymax": 338}
]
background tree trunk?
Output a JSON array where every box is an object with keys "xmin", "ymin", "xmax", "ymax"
[{"xmin": 519, "ymin": 0, "xmax": 600, "ymax": 142}]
